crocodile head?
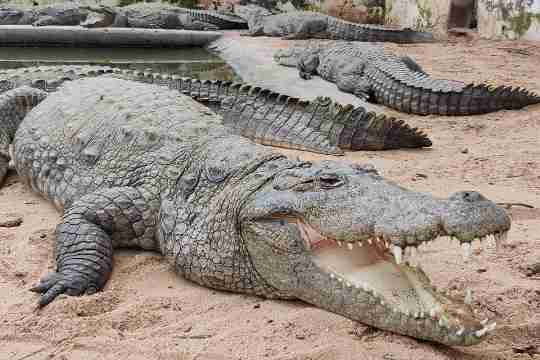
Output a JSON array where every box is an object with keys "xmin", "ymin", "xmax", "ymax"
[{"xmin": 240, "ymin": 160, "xmax": 510, "ymax": 346}]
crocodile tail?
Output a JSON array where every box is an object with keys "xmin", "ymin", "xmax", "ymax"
[
  {"xmin": 366, "ymin": 64, "xmax": 540, "ymax": 115},
  {"xmin": 0, "ymin": 86, "xmax": 48, "ymax": 185},
  {"xmin": 220, "ymin": 85, "xmax": 344, "ymax": 155},
  {"xmin": 327, "ymin": 17, "xmax": 434, "ymax": 43},
  {"xmin": 312, "ymin": 97, "xmax": 432, "ymax": 150},
  {"xmin": 181, "ymin": 9, "xmax": 248, "ymax": 29}
]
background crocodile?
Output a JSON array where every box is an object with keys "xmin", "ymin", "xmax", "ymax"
[
  {"xmin": 0, "ymin": 3, "xmax": 247, "ymax": 30},
  {"xmin": 274, "ymin": 41, "xmax": 540, "ymax": 115},
  {"xmin": 0, "ymin": 77, "xmax": 509, "ymax": 346},
  {"xmin": 81, "ymin": 3, "xmax": 248, "ymax": 30},
  {"xmin": 0, "ymin": 2, "xmax": 86, "ymax": 26},
  {"xmin": 243, "ymin": 10, "xmax": 434, "ymax": 43},
  {"xmin": 0, "ymin": 65, "xmax": 431, "ymax": 154}
]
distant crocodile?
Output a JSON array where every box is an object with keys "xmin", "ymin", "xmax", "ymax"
[
  {"xmin": 0, "ymin": 77, "xmax": 508, "ymax": 346},
  {"xmin": 0, "ymin": 3, "xmax": 86, "ymax": 26},
  {"xmin": 0, "ymin": 65, "xmax": 431, "ymax": 154},
  {"xmin": 244, "ymin": 11, "xmax": 434, "ymax": 43},
  {"xmin": 274, "ymin": 42, "xmax": 540, "ymax": 115},
  {"xmin": 0, "ymin": 3, "xmax": 247, "ymax": 30},
  {"xmin": 81, "ymin": 3, "xmax": 247, "ymax": 30}
]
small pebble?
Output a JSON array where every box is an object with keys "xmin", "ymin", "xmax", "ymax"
[
  {"xmin": 461, "ymin": 147, "xmax": 469, "ymax": 154},
  {"xmin": 0, "ymin": 214, "xmax": 23, "ymax": 228}
]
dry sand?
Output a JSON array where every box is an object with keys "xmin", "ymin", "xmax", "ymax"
[{"xmin": 1, "ymin": 35, "xmax": 540, "ymax": 360}]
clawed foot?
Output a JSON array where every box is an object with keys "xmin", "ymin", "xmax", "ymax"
[{"xmin": 30, "ymin": 271, "xmax": 99, "ymax": 307}]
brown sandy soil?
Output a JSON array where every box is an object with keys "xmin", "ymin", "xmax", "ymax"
[{"xmin": 1, "ymin": 37, "xmax": 540, "ymax": 360}]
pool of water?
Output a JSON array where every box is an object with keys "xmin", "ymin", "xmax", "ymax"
[{"xmin": 0, "ymin": 46, "xmax": 240, "ymax": 81}]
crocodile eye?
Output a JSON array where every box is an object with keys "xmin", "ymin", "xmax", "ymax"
[{"xmin": 319, "ymin": 174, "xmax": 344, "ymax": 189}]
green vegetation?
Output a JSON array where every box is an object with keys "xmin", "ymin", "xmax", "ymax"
[
  {"xmin": 505, "ymin": 10, "xmax": 540, "ymax": 38},
  {"xmin": 414, "ymin": 0, "xmax": 433, "ymax": 32}
]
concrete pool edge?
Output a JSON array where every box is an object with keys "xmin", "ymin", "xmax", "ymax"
[{"xmin": 0, "ymin": 26, "xmax": 222, "ymax": 48}]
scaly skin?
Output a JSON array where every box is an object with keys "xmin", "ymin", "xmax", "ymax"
[
  {"xmin": 275, "ymin": 42, "xmax": 540, "ymax": 115},
  {"xmin": 0, "ymin": 65, "xmax": 431, "ymax": 154},
  {"xmin": 0, "ymin": 78, "xmax": 510, "ymax": 346},
  {"xmin": 246, "ymin": 11, "xmax": 434, "ymax": 43}
]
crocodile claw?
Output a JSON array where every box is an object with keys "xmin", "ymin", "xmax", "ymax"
[{"xmin": 31, "ymin": 271, "xmax": 99, "ymax": 307}]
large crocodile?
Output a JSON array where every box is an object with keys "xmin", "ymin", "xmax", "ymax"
[
  {"xmin": 243, "ymin": 11, "xmax": 434, "ymax": 43},
  {"xmin": 0, "ymin": 77, "xmax": 509, "ymax": 346},
  {"xmin": 274, "ymin": 41, "xmax": 540, "ymax": 115},
  {"xmin": 0, "ymin": 65, "xmax": 431, "ymax": 154}
]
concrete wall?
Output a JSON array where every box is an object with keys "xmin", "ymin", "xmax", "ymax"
[{"xmin": 386, "ymin": 0, "xmax": 540, "ymax": 40}]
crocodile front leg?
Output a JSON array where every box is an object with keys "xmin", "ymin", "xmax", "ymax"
[
  {"xmin": 297, "ymin": 53, "xmax": 320, "ymax": 80},
  {"xmin": 31, "ymin": 186, "xmax": 158, "ymax": 307},
  {"xmin": 335, "ymin": 62, "xmax": 373, "ymax": 101}
]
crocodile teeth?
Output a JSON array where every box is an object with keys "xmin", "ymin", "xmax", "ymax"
[
  {"xmin": 464, "ymin": 288, "xmax": 472, "ymax": 305},
  {"xmin": 392, "ymin": 246, "xmax": 403, "ymax": 265},
  {"xmin": 474, "ymin": 322, "xmax": 496, "ymax": 337},
  {"xmin": 357, "ymin": 241, "xmax": 363, "ymax": 248},
  {"xmin": 367, "ymin": 238, "xmax": 373, "ymax": 244},
  {"xmin": 347, "ymin": 243, "xmax": 354, "ymax": 250},
  {"xmin": 461, "ymin": 242, "xmax": 471, "ymax": 262}
]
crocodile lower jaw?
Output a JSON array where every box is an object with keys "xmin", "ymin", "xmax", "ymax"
[{"xmin": 298, "ymin": 221, "xmax": 502, "ymax": 343}]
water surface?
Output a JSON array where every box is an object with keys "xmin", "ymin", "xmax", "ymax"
[{"xmin": 0, "ymin": 46, "xmax": 240, "ymax": 80}]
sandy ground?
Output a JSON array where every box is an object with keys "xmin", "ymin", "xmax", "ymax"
[{"xmin": 1, "ymin": 34, "xmax": 540, "ymax": 360}]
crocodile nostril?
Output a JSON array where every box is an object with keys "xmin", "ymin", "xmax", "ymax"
[{"xmin": 449, "ymin": 191, "xmax": 487, "ymax": 203}]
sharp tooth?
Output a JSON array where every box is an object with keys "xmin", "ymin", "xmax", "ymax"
[
  {"xmin": 347, "ymin": 243, "xmax": 354, "ymax": 250},
  {"xmin": 464, "ymin": 288, "xmax": 472, "ymax": 305},
  {"xmin": 392, "ymin": 246, "xmax": 403, "ymax": 264},
  {"xmin": 494, "ymin": 233, "xmax": 503, "ymax": 250},
  {"xmin": 357, "ymin": 241, "xmax": 363, "ymax": 248},
  {"xmin": 330, "ymin": 273, "xmax": 335, "ymax": 279},
  {"xmin": 487, "ymin": 234, "xmax": 496, "ymax": 248},
  {"xmin": 474, "ymin": 327, "xmax": 488, "ymax": 337},
  {"xmin": 379, "ymin": 300, "xmax": 385, "ymax": 306},
  {"xmin": 502, "ymin": 231, "xmax": 509, "ymax": 244},
  {"xmin": 461, "ymin": 242, "xmax": 471, "ymax": 262},
  {"xmin": 456, "ymin": 327, "xmax": 465, "ymax": 336},
  {"xmin": 337, "ymin": 241, "xmax": 343, "ymax": 247},
  {"xmin": 367, "ymin": 238, "xmax": 373, "ymax": 244}
]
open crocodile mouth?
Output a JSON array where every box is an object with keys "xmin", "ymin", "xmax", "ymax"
[{"xmin": 296, "ymin": 220, "xmax": 506, "ymax": 344}]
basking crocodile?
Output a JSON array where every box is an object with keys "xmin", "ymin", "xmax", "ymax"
[
  {"xmin": 0, "ymin": 3, "xmax": 87, "ymax": 26},
  {"xmin": 244, "ymin": 11, "xmax": 434, "ymax": 43},
  {"xmin": 275, "ymin": 42, "xmax": 540, "ymax": 115},
  {"xmin": 0, "ymin": 78, "xmax": 509, "ymax": 346},
  {"xmin": 81, "ymin": 3, "xmax": 247, "ymax": 30},
  {"xmin": 0, "ymin": 3, "xmax": 247, "ymax": 29},
  {"xmin": 0, "ymin": 65, "xmax": 431, "ymax": 154}
]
